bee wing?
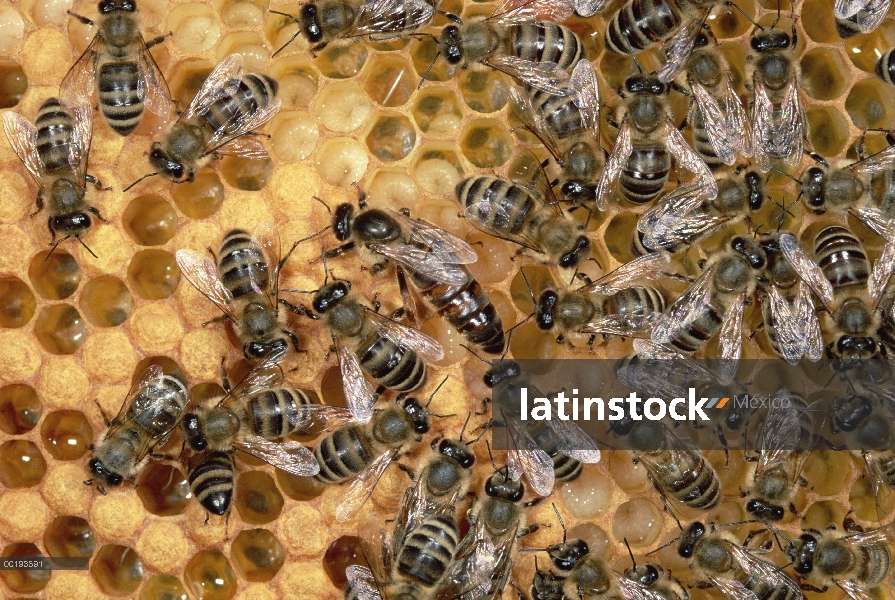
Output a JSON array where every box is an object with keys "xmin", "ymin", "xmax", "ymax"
[
  {"xmin": 206, "ymin": 101, "xmax": 281, "ymax": 157},
  {"xmin": 690, "ymin": 81, "xmax": 742, "ymax": 166},
  {"xmin": 753, "ymin": 393, "xmax": 809, "ymax": 478},
  {"xmin": 135, "ymin": 34, "xmax": 173, "ymax": 119},
  {"xmin": 344, "ymin": 0, "xmax": 436, "ymax": 38},
  {"xmin": 841, "ymin": 519, "xmax": 895, "ymax": 545},
  {"xmin": 595, "ymin": 118, "xmax": 633, "ymax": 211},
  {"xmin": 836, "ymin": 0, "xmax": 866, "ymax": 17},
  {"xmin": 69, "ymin": 101, "xmax": 95, "ymax": 185},
  {"xmin": 548, "ymin": 418, "xmax": 601, "ymax": 464},
  {"xmin": 294, "ymin": 404, "xmax": 357, "ymax": 432},
  {"xmin": 666, "ymin": 120, "xmax": 716, "ymax": 194},
  {"xmin": 657, "ymin": 11, "xmax": 710, "ymax": 84},
  {"xmin": 848, "ymin": 143, "xmax": 895, "ymax": 174},
  {"xmin": 574, "ymin": 0, "xmax": 608, "ymax": 15},
  {"xmin": 371, "ymin": 243, "xmax": 470, "ymax": 284},
  {"xmin": 836, "ymin": 580, "xmax": 876, "ymax": 600},
  {"xmin": 580, "ymin": 311, "xmax": 659, "ymax": 337},
  {"xmin": 489, "ymin": 0, "xmax": 575, "ymax": 24},
  {"xmin": 779, "ymin": 80, "xmax": 805, "ymax": 169},
  {"xmin": 212, "ymin": 136, "xmax": 272, "ymax": 160},
  {"xmin": 483, "ymin": 57, "xmax": 572, "ymax": 96},
  {"xmin": 505, "ymin": 416, "xmax": 555, "ymax": 496},
  {"xmin": 863, "ymin": 451, "xmax": 895, "ymax": 523},
  {"xmin": 508, "ymin": 86, "xmax": 566, "ymax": 163},
  {"xmin": 219, "ymin": 346, "xmax": 287, "ymax": 405},
  {"xmin": 792, "ymin": 283, "xmax": 824, "ymax": 361},
  {"xmin": 851, "ymin": 208, "xmax": 895, "ymax": 306},
  {"xmin": 580, "ymin": 254, "xmax": 671, "ymax": 296},
  {"xmin": 724, "ymin": 542, "xmax": 802, "ymax": 599},
  {"xmin": 436, "ymin": 529, "xmax": 515, "ymax": 600},
  {"xmin": 616, "ymin": 572, "xmax": 678, "ymax": 600},
  {"xmin": 570, "ymin": 59, "xmax": 601, "ymax": 140},
  {"xmin": 60, "ymin": 36, "xmax": 100, "ymax": 109},
  {"xmin": 763, "ymin": 284, "xmax": 815, "ymax": 364},
  {"xmin": 651, "ymin": 264, "xmax": 716, "ymax": 345},
  {"xmin": 345, "ymin": 565, "xmax": 382, "ymax": 600},
  {"xmin": 721, "ymin": 75, "xmax": 753, "ymax": 158},
  {"xmin": 365, "ymin": 310, "xmax": 444, "ymax": 362},
  {"xmin": 2, "ymin": 111, "xmax": 47, "ymax": 190},
  {"xmin": 388, "ymin": 210, "xmax": 479, "ymax": 264},
  {"xmin": 750, "ymin": 82, "xmax": 774, "ymax": 173},
  {"xmin": 778, "ymin": 233, "xmax": 835, "ymax": 310},
  {"xmin": 719, "ymin": 293, "xmax": 745, "ymax": 361},
  {"xmin": 462, "ymin": 181, "xmax": 543, "ymax": 251},
  {"xmin": 708, "ymin": 576, "xmax": 761, "ymax": 600},
  {"xmin": 250, "ymin": 220, "xmax": 282, "ymax": 304},
  {"xmin": 335, "ymin": 449, "xmax": 398, "ymax": 522},
  {"xmin": 174, "ymin": 249, "xmax": 239, "ymax": 321},
  {"xmin": 182, "ymin": 54, "xmax": 245, "ymax": 123},
  {"xmin": 338, "ymin": 342, "xmax": 378, "ymax": 424},
  {"xmin": 107, "ymin": 364, "xmax": 165, "ymax": 432},
  {"xmin": 752, "ymin": 80, "xmax": 804, "ymax": 171},
  {"xmin": 234, "ymin": 437, "xmax": 319, "ymax": 476},
  {"xmin": 637, "ymin": 182, "xmax": 726, "ymax": 251}
]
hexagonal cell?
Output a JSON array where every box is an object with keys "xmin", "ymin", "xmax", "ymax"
[
  {"xmin": 184, "ymin": 550, "xmax": 237, "ymax": 600},
  {"xmin": 800, "ymin": 48, "xmax": 850, "ymax": 101},
  {"xmin": 411, "ymin": 35, "xmax": 455, "ymax": 83},
  {"xmin": 141, "ymin": 575, "xmax": 190, "ymax": 600},
  {"xmin": 363, "ymin": 55, "xmax": 417, "ymax": 107},
  {"xmin": 236, "ymin": 470, "xmax": 284, "ymax": 524},
  {"xmin": 41, "ymin": 409, "xmax": 92, "ymax": 460},
  {"xmin": 170, "ymin": 170, "xmax": 225, "ymax": 219},
  {"xmin": 270, "ymin": 111, "xmax": 319, "ymax": 161},
  {"xmin": 167, "ymin": 58, "xmax": 216, "ymax": 110},
  {"xmin": 34, "ymin": 304, "xmax": 87, "ymax": 355},
  {"xmin": 0, "ymin": 59, "xmax": 27, "ymax": 109},
  {"xmin": 707, "ymin": 0, "xmax": 756, "ymax": 38},
  {"xmin": 848, "ymin": 20, "xmax": 895, "ymax": 73},
  {"xmin": 0, "ymin": 276, "xmax": 35, "ymax": 328},
  {"xmin": 316, "ymin": 138, "xmax": 369, "ymax": 187},
  {"xmin": 460, "ymin": 118, "xmax": 513, "ymax": 168},
  {"xmin": 802, "ymin": 0, "xmax": 838, "ymax": 42},
  {"xmin": 320, "ymin": 364, "xmax": 347, "ymax": 407},
  {"xmin": 91, "ymin": 544, "xmax": 143, "ymax": 596},
  {"xmin": 215, "ymin": 0, "xmax": 267, "ymax": 28},
  {"xmin": 365, "ymin": 114, "xmax": 417, "ymax": 162},
  {"xmin": 0, "ymin": 439, "xmax": 46, "ymax": 487},
  {"xmin": 169, "ymin": 3, "xmax": 220, "ymax": 53},
  {"xmin": 265, "ymin": 7, "xmax": 306, "ymax": 56},
  {"xmin": 270, "ymin": 56, "xmax": 319, "ymax": 109},
  {"xmin": 128, "ymin": 249, "xmax": 181, "ymax": 300},
  {"xmin": 0, "ymin": 7, "xmax": 25, "ymax": 53},
  {"xmin": 412, "ymin": 89, "xmax": 463, "ymax": 136},
  {"xmin": 44, "ymin": 516, "xmax": 95, "ymax": 559},
  {"xmin": 0, "ymin": 543, "xmax": 49, "ymax": 593},
  {"xmin": 323, "ymin": 535, "xmax": 366, "ymax": 589},
  {"xmin": 122, "ymin": 195, "xmax": 178, "ymax": 246},
  {"xmin": 220, "ymin": 155, "xmax": 274, "ymax": 191},
  {"xmin": 509, "ymin": 320, "xmax": 560, "ymax": 360},
  {"xmin": 510, "ymin": 265, "xmax": 555, "ymax": 314},
  {"xmin": 459, "ymin": 70, "xmax": 508, "ymax": 114},
  {"xmin": 315, "ymin": 80, "xmax": 372, "ymax": 133},
  {"xmin": 136, "ymin": 462, "xmax": 192, "ymax": 516},
  {"xmin": 0, "ymin": 384, "xmax": 41, "ymax": 434},
  {"xmin": 80, "ymin": 275, "xmax": 133, "ymax": 328},
  {"xmin": 216, "ymin": 32, "xmax": 268, "ymax": 72},
  {"xmin": 412, "ymin": 143, "xmax": 465, "ymax": 196},
  {"xmin": 276, "ymin": 468, "xmax": 326, "ymax": 501},
  {"xmin": 846, "ymin": 79, "xmax": 895, "ymax": 130},
  {"xmin": 316, "ymin": 44, "xmax": 368, "ymax": 79},
  {"xmin": 28, "ymin": 249, "xmax": 81, "ymax": 300},
  {"xmin": 230, "ymin": 528, "xmax": 285, "ymax": 582},
  {"xmin": 806, "ymin": 106, "xmax": 851, "ymax": 158}
]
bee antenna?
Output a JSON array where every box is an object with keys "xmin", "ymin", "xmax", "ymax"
[
  {"xmin": 44, "ymin": 236, "xmax": 70, "ymax": 262},
  {"xmin": 293, "ymin": 225, "xmax": 332, "ymax": 247},
  {"xmin": 122, "ymin": 171, "xmax": 158, "ymax": 192},
  {"xmin": 418, "ymin": 51, "xmax": 441, "ymax": 90},
  {"xmin": 460, "ymin": 344, "xmax": 493, "ymax": 366},
  {"xmin": 459, "ymin": 412, "xmax": 472, "ymax": 441},
  {"xmin": 770, "ymin": 0, "xmax": 781, "ymax": 29},
  {"xmin": 551, "ymin": 503, "xmax": 566, "ymax": 542},
  {"xmin": 719, "ymin": 519, "xmax": 759, "ymax": 527},
  {"xmin": 724, "ymin": 1, "xmax": 762, "ymax": 29},
  {"xmin": 762, "ymin": 522, "xmax": 791, "ymax": 544},
  {"xmin": 269, "ymin": 10, "xmax": 302, "ymax": 58},
  {"xmin": 83, "ymin": 478, "xmax": 93, "ymax": 486},
  {"xmin": 520, "ymin": 267, "xmax": 538, "ymax": 305},
  {"xmin": 427, "ymin": 375, "xmax": 450, "ymax": 407},
  {"xmin": 77, "ymin": 237, "xmax": 99, "ymax": 259},
  {"xmin": 485, "ymin": 439, "xmax": 499, "ymax": 472},
  {"xmin": 646, "ymin": 536, "xmax": 679, "ymax": 556},
  {"xmin": 312, "ymin": 196, "xmax": 333, "ymax": 215},
  {"xmin": 625, "ymin": 538, "xmax": 637, "ymax": 567},
  {"xmin": 469, "ymin": 419, "xmax": 491, "ymax": 444},
  {"xmin": 769, "ymin": 167, "xmax": 800, "ymax": 183},
  {"xmin": 320, "ymin": 248, "xmax": 330, "ymax": 284},
  {"xmin": 621, "ymin": 34, "xmax": 644, "ymax": 74}
]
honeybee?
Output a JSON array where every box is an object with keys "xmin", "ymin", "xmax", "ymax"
[
  {"xmin": 63, "ymin": 0, "xmax": 171, "ymax": 136},
  {"xmin": 533, "ymin": 253, "xmax": 671, "ymax": 345},
  {"xmin": 676, "ymin": 521, "xmax": 804, "ymax": 600},
  {"xmin": 3, "ymin": 97, "xmax": 106, "ymax": 257},
  {"xmin": 636, "ymin": 169, "xmax": 763, "ymax": 254},
  {"xmin": 455, "ymin": 175, "xmax": 592, "ymax": 271},
  {"xmin": 596, "ymin": 73, "xmax": 715, "ymax": 209},
  {"xmin": 431, "ymin": 0, "xmax": 582, "ymax": 94},
  {"xmin": 508, "ymin": 59, "xmax": 604, "ymax": 210},
  {"xmin": 176, "ymin": 222, "xmax": 301, "ymax": 361},
  {"xmin": 187, "ymin": 450, "xmax": 235, "ymax": 517},
  {"xmin": 128, "ymin": 54, "xmax": 280, "ymax": 188},
  {"xmin": 747, "ymin": 18, "xmax": 807, "ymax": 173},
  {"xmin": 622, "ymin": 541, "xmax": 689, "ymax": 600},
  {"xmin": 876, "ymin": 50, "xmax": 895, "ymax": 85},
  {"xmin": 85, "ymin": 365, "xmax": 190, "ymax": 494},
  {"xmin": 834, "ymin": 0, "xmax": 892, "ymax": 37},
  {"xmin": 270, "ymin": 0, "xmax": 439, "ymax": 57},
  {"xmin": 324, "ymin": 191, "xmax": 505, "ymax": 355},
  {"xmin": 603, "ymin": 0, "xmax": 683, "ymax": 55},
  {"xmin": 786, "ymin": 519, "xmax": 895, "ymax": 598}
]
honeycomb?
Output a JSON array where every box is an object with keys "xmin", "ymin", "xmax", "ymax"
[{"xmin": 0, "ymin": 0, "xmax": 892, "ymax": 598}]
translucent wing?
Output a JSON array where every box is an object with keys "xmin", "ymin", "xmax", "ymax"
[
  {"xmin": 750, "ymin": 82, "xmax": 775, "ymax": 173},
  {"xmin": 108, "ymin": 365, "xmax": 165, "ymax": 429},
  {"xmin": 657, "ymin": 11, "xmax": 710, "ymax": 84},
  {"xmin": 182, "ymin": 54, "xmax": 245, "ymax": 123},
  {"xmin": 848, "ymin": 143, "xmax": 895, "ymax": 174},
  {"xmin": 548, "ymin": 418, "xmax": 601, "ymax": 464},
  {"xmin": 837, "ymin": 580, "xmax": 875, "ymax": 600},
  {"xmin": 720, "ymin": 75, "xmax": 753, "ymax": 158},
  {"xmin": 621, "ymin": 342, "xmax": 716, "ymax": 399},
  {"xmin": 250, "ymin": 220, "xmax": 281, "ymax": 303},
  {"xmin": 370, "ymin": 243, "xmax": 469, "ymax": 284},
  {"xmin": 437, "ymin": 530, "xmax": 514, "ymax": 600},
  {"xmin": 751, "ymin": 79, "xmax": 803, "ymax": 172},
  {"xmin": 725, "ymin": 541, "xmax": 802, "ymax": 599},
  {"xmin": 708, "ymin": 576, "xmax": 761, "ymax": 600},
  {"xmin": 718, "ymin": 293, "xmax": 744, "ymax": 383},
  {"xmin": 206, "ymin": 98, "xmax": 281, "ymax": 156},
  {"xmin": 462, "ymin": 178, "xmax": 543, "ymax": 251},
  {"xmin": 484, "ymin": 57, "xmax": 572, "ymax": 96},
  {"xmin": 335, "ymin": 449, "xmax": 397, "ymax": 522},
  {"xmin": 69, "ymin": 101, "xmax": 94, "ymax": 185},
  {"xmin": 834, "ymin": 0, "xmax": 892, "ymax": 32},
  {"xmin": 595, "ymin": 118, "xmax": 632, "ymax": 211},
  {"xmin": 652, "ymin": 264, "xmax": 716, "ymax": 345},
  {"xmin": 764, "ymin": 284, "xmax": 817, "ymax": 364},
  {"xmin": 338, "ymin": 343, "xmax": 377, "ymax": 424},
  {"xmin": 691, "ymin": 79, "xmax": 750, "ymax": 166},
  {"xmin": 174, "ymin": 249, "xmax": 239, "ymax": 321},
  {"xmin": 753, "ymin": 394, "xmax": 808, "ymax": 478},
  {"xmin": 213, "ymin": 136, "xmax": 272, "ymax": 160},
  {"xmin": 344, "ymin": 0, "xmax": 437, "ymax": 38},
  {"xmin": 779, "ymin": 81, "xmax": 805, "ymax": 169},
  {"xmin": 2, "ymin": 111, "xmax": 47, "ymax": 190},
  {"xmin": 637, "ymin": 426, "xmax": 708, "ymax": 502},
  {"xmin": 366, "ymin": 310, "xmax": 444, "ymax": 362},
  {"xmin": 580, "ymin": 312, "xmax": 660, "ymax": 337},
  {"xmin": 388, "ymin": 210, "xmax": 479, "ymax": 263},
  {"xmin": 666, "ymin": 120, "xmax": 716, "ymax": 194},
  {"xmin": 617, "ymin": 573, "xmax": 679, "ymax": 600},
  {"xmin": 854, "ymin": 209, "xmax": 895, "ymax": 306},
  {"xmin": 841, "ymin": 520, "xmax": 895, "ymax": 545},
  {"xmin": 574, "ymin": 0, "xmax": 608, "ymax": 15},
  {"xmin": 778, "ymin": 233, "xmax": 834, "ymax": 310},
  {"xmin": 792, "ymin": 282, "xmax": 824, "ymax": 361},
  {"xmin": 234, "ymin": 437, "xmax": 319, "ymax": 476},
  {"xmin": 637, "ymin": 182, "xmax": 727, "ymax": 251},
  {"xmin": 135, "ymin": 35, "xmax": 173, "ymax": 118},
  {"xmin": 490, "ymin": 0, "xmax": 575, "ymax": 24},
  {"xmin": 346, "ymin": 565, "xmax": 382, "ymax": 600},
  {"xmin": 570, "ymin": 60, "xmax": 601, "ymax": 140},
  {"xmin": 864, "ymin": 451, "xmax": 895, "ymax": 523},
  {"xmin": 508, "ymin": 86, "xmax": 566, "ymax": 163},
  {"xmin": 221, "ymin": 346, "xmax": 287, "ymax": 403},
  {"xmin": 579, "ymin": 253, "xmax": 671, "ymax": 296},
  {"xmin": 504, "ymin": 413, "xmax": 555, "ymax": 496},
  {"xmin": 60, "ymin": 36, "xmax": 100, "ymax": 109}
]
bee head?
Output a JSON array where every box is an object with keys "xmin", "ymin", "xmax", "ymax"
[
  {"xmin": 438, "ymin": 438, "xmax": 475, "ymax": 468},
  {"xmin": 832, "ymin": 394, "xmax": 871, "ymax": 432},
  {"xmin": 244, "ymin": 339, "xmax": 289, "ymax": 361},
  {"xmin": 300, "ymin": 4, "xmax": 323, "ymax": 43},
  {"xmin": 625, "ymin": 75, "xmax": 668, "ymax": 96},
  {"xmin": 312, "ymin": 281, "xmax": 350, "ymax": 313},
  {"xmin": 332, "ymin": 203, "xmax": 354, "ymax": 241},
  {"xmin": 625, "ymin": 564, "xmax": 662, "ymax": 586},
  {"xmin": 181, "ymin": 412, "xmax": 207, "ymax": 452},
  {"xmin": 786, "ymin": 533, "xmax": 818, "ymax": 574},
  {"xmin": 483, "ymin": 360, "xmax": 521, "ymax": 388},
  {"xmin": 88, "ymin": 458, "xmax": 124, "ymax": 489},
  {"xmin": 677, "ymin": 522, "xmax": 707, "ymax": 558},
  {"xmin": 99, "ymin": 0, "xmax": 136, "ymax": 13},
  {"xmin": 730, "ymin": 236, "xmax": 767, "ymax": 270},
  {"xmin": 750, "ymin": 28, "xmax": 792, "ymax": 52},
  {"xmin": 547, "ymin": 539, "xmax": 590, "ymax": 572},
  {"xmin": 558, "ymin": 236, "xmax": 590, "ymax": 270},
  {"xmin": 50, "ymin": 213, "xmax": 92, "ymax": 239},
  {"xmin": 149, "ymin": 144, "xmax": 189, "ymax": 183},
  {"xmin": 745, "ymin": 499, "xmax": 785, "ymax": 521},
  {"xmin": 799, "ymin": 166, "xmax": 826, "ymax": 211},
  {"xmin": 400, "ymin": 397, "xmax": 431, "ymax": 434},
  {"xmin": 439, "ymin": 25, "xmax": 463, "ymax": 65},
  {"xmin": 484, "ymin": 469, "xmax": 524, "ymax": 502},
  {"xmin": 535, "ymin": 290, "xmax": 559, "ymax": 330}
]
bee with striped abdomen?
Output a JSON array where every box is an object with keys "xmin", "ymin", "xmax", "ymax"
[
  {"xmin": 187, "ymin": 451, "xmax": 235, "ymax": 517},
  {"xmin": 175, "ymin": 222, "xmax": 302, "ymax": 361},
  {"xmin": 63, "ymin": 0, "xmax": 171, "ymax": 136},
  {"xmin": 3, "ymin": 97, "xmax": 107, "ymax": 257},
  {"xmin": 834, "ymin": 0, "xmax": 891, "ymax": 37}
]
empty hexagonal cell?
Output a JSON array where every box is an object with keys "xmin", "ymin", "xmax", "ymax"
[
  {"xmin": 412, "ymin": 144, "xmax": 465, "ymax": 196},
  {"xmin": 216, "ymin": 32, "xmax": 268, "ymax": 72},
  {"xmin": 215, "ymin": 0, "xmax": 267, "ymax": 28},
  {"xmin": 128, "ymin": 249, "xmax": 181, "ymax": 300},
  {"xmin": 168, "ymin": 58, "xmax": 216, "ymax": 110},
  {"xmin": 412, "ymin": 89, "xmax": 463, "ymax": 136},
  {"xmin": 80, "ymin": 276, "xmax": 133, "ymax": 328},
  {"xmin": 34, "ymin": 304, "xmax": 87, "ymax": 355},
  {"xmin": 0, "ymin": 276, "xmax": 35, "ymax": 328},
  {"xmin": 846, "ymin": 79, "xmax": 895, "ymax": 130},
  {"xmin": 0, "ymin": 7, "xmax": 25, "ymax": 54},
  {"xmin": 0, "ymin": 543, "xmax": 49, "ymax": 593},
  {"xmin": 316, "ymin": 44, "xmax": 368, "ymax": 79},
  {"xmin": 315, "ymin": 80, "xmax": 372, "ymax": 133},
  {"xmin": 236, "ymin": 470, "xmax": 284, "ymax": 524},
  {"xmin": 230, "ymin": 528, "xmax": 285, "ymax": 582},
  {"xmin": 270, "ymin": 56, "xmax": 319, "ymax": 109},
  {"xmin": 184, "ymin": 550, "xmax": 237, "ymax": 600},
  {"xmin": 28, "ymin": 249, "xmax": 80, "ymax": 300},
  {"xmin": 802, "ymin": 0, "xmax": 838, "ymax": 42},
  {"xmin": 509, "ymin": 320, "xmax": 560, "ymax": 360},
  {"xmin": 365, "ymin": 114, "xmax": 417, "ymax": 162},
  {"xmin": 800, "ymin": 48, "xmax": 850, "ymax": 101},
  {"xmin": 459, "ymin": 70, "xmax": 508, "ymax": 114},
  {"xmin": 41, "ymin": 409, "xmax": 92, "ymax": 460},
  {"xmin": 510, "ymin": 265, "xmax": 554, "ymax": 314},
  {"xmin": 220, "ymin": 155, "xmax": 274, "ymax": 191},
  {"xmin": 136, "ymin": 462, "xmax": 191, "ymax": 516},
  {"xmin": 0, "ymin": 384, "xmax": 41, "ymax": 434},
  {"xmin": 460, "ymin": 119, "xmax": 513, "ymax": 168},
  {"xmin": 169, "ymin": 3, "xmax": 220, "ymax": 53},
  {"xmin": 806, "ymin": 106, "xmax": 851, "ymax": 158},
  {"xmin": 170, "ymin": 170, "xmax": 225, "ymax": 219},
  {"xmin": 91, "ymin": 544, "xmax": 143, "ymax": 596},
  {"xmin": 708, "ymin": 0, "xmax": 756, "ymax": 38},
  {"xmin": 44, "ymin": 516, "xmax": 95, "ymax": 559},
  {"xmin": 363, "ymin": 55, "xmax": 417, "ymax": 107},
  {"xmin": 122, "ymin": 195, "xmax": 178, "ymax": 246},
  {"xmin": 0, "ymin": 59, "xmax": 27, "ymax": 109},
  {"xmin": 141, "ymin": 575, "xmax": 189, "ymax": 600},
  {"xmin": 0, "ymin": 439, "xmax": 46, "ymax": 487}
]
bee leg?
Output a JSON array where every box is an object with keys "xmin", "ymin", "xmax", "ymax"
[
  {"xmin": 555, "ymin": 334, "xmax": 565, "ymax": 345},
  {"xmin": 741, "ymin": 528, "xmax": 764, "ymax": 548},
  {"xmin": 669, "ymin": 81, "xmax": 690, "ymax": 97},
  {"xmin": 220, "ymin": 357, "xmax": 232, "ymax": 394},
  {"xmin": 397, "ymin": 463, "xmax": 416, "ymax": 481},
  {"xmin": 311, "ymin": 41, "xmax": 329, "ymax": 57},
  {"xmin": 30, "ymin": 193, "xmax": 44, "ymax": 218},
  {"xmin": 324, "ymin": 242, "xmax": 357, "ymax": 259},
  {"xmin": 279, "ymin": 299, "xmax": 318, "ymax": 319},
  {"xmin": 85, "ymin": 174, "xmax": 110, "ymax": 191},
  {"xmin": 476, "ymin": 397, "xmax": 491, "ymax": 416},
  {"xmin": 144, "ymin": 32, "xmax": 172, "ymax": 50},
  {"xmin": 716, "ymin": 425, "xmax": 730, "ymax": 468},
  {"xmin": 788, "ymin": 502, "xmax": 803, "ymax": 518},
  {"xmin": 87, "ymin": 205, "xmax": 109, "ymax": 224},
  {"xmin": 694, "ymin": 581, "xmax": 714, "ymax": 589},
  {"xmin": 93, "ymin": 398, "xmax": 112, "ymax": 426},
  {"xmin": 283, "ymin": 330, "xmax": 303, "ymax": 353},
  {"xmin": 201, "ymin": 314, "xmax": 229, "ymax": 327},
  {"xmin": 800, "ymin": 585, "xmax": 827, "ymax": 594},
  {"xmin": 66, "ymin": 10, "xmax": 94, "ymax": 26}
]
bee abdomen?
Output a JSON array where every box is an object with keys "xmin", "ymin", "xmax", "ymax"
[
  {"xmin": 357, "ymin": 333, "xmax": 426, "ymax": 392},
  {"xmin": 870, "ymin": 171, "xmax": 895, "ymax": 218},
  {"xmin": 200, "ymin": 74, "xmax": 278, "ymax": 138},
  {"xmin": 35, "ymin": 98, "xmax": 76, "ymax": 175},
  {"xmin": 691, "ymin": 109, "xmax": 725, "ymax": 170},
  {"xmin": 131, "ymin": 374, "xmax": 190, "ymax": 438},
  {"xmin": 666, "ymin": 454, "xmax": 721, "ymax": 508},
  {"xmin": 189, "ymin": 452, "xmax": 234, "ymax": 516},
  {"xmin": 876, "ymin": 49, "xmax": 895, "ymax": 85},
  {"xmin": 246, "ymin": 388, "xmax": 313, "ymax": 439},
  {"xmin": 814, "ymin": 226, "xmax": 869, "ymax": 289},
  {"xmin": 607, "ymin": 286, "xmax": 667, "ymax": 330},
  {"xmin": 668, "ymin": 302, "xmax": 723, "ymax": 354},
  {"xmin": 396, "ymin": 514, "xmax": 459, "ymax": 587},
  {"xmin": 507, "ymin": 23, "xmax": 583, "ymax": 70},
  {"xmin": 531, "ymin": 90, "xmax": 585, "ymax": 139},
  {"xmin": 98, "ymin": 62, "xmax": 143, "ymax": 136},
  {"xmin": 458, "ymin": 176, "xmax": 537, "ymax": 237},
  {"xmin": 553, "ymin": 452, "xmax": 583, "ymax": 482},
  {"xmin": 219, "ymin": 230, "xmax": 271, "ymax": 299},
  {"xmin": 315, "ymin": 425, "xmax": 377, "ymax": 483},
  {"xmin": 621, "ymin": 146, "xmax": 670, "ymax": 204},
  {"xmin": 856, "ymin": 545, "xmax": 890, "ymax": 586},
  {"xmin": 605, "ymin": 0, "xmax": 681, "ymax": 54}
]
